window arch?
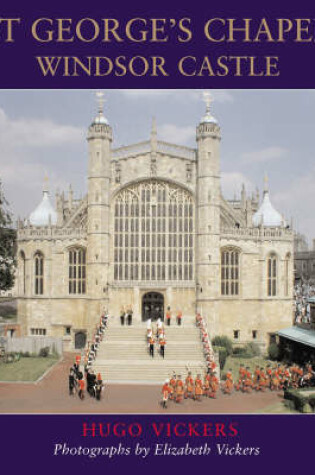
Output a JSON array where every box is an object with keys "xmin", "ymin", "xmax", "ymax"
[
  {"xmin": 221, "ymin": 248, "xmax": 240, "ymax": 296},
  {"xmin": 267, "ymin": 253, "xmax": 277, "ymax": 297},
  {"xmin": 284, "ymin": 252, "xmax": 291, "ymax": 297},
  {"xmin": 69, "ymin": 247, "xmax": 86, "ymax": 294},
  {"xmin": 19, "ymin": 250, "xmax": 26, "ymax": 295},
  {"xmin": 113, "ymin": 180, "xmax": 194, "ymax": 282},
  {"xmin": 34, "ymin": 251, "xmax": 44, "ymax": 295}
]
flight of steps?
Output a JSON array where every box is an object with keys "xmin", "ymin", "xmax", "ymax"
[{"xmin": 92, "ymin": 321, "xmax": 207, "ymax": 384}]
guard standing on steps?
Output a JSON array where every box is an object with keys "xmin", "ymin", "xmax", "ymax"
[
  {"xmin": 127, "ymin": 308, "xmax": 133, "ymax": 326},
  {"xmin": 176, "ymin": 310, "xmax": 183, "ymax": 326},
  {"xmin": 120, "ymin": 307, "xmax": 125, "ymax": 325},
  {"xmin": 149, "ymin": 336, "xmax": 155, "ymax": 357},
  {"xmin": 159, "ymin": 336, "xmax": 166, "ymax": 358},
  {"xmin": 166, "ymin": 307, "xmax": 171, "ymax": 326}
]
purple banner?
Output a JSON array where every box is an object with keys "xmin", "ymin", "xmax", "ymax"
[
  {"xmin": 1, "ymin": 414, "xmax": 310, "ymax": 471},
  {"xmin": 0, "ymin": 0, "xmax": 315, "ymax": 88}
]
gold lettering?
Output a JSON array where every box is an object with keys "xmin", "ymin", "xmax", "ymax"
[{"xmin": 204, "ymin": 18, "xmax": 226, "ymax": 42}]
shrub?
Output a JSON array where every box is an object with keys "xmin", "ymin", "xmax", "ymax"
[
  {"xmin": 212, "ymin": 336, "xmax": 233, "ymax": 356},
  {"xmin": 21, "ymin": 351, "xmax": 30, "ymax": 357},
  {"xmin": 39, "ymin": 346, "xmax": 50, "ymax": 358},
  {"xmin": 232, "ymin": 346, "xmax": 247, "ymax": 356},
  {"xmin": 284, "ymin": 388, "xmax": 314, "ymax": 413},
  {"xmin": 215, "ymin": 346, "xmax": 228, "ymax": 370},
  {"xmin": 268, "ymin": 343, "xmax": 280, "ymax": 361},
  {"xmin": 245, "ymin": 342, "xmax": 261, "ymax": 357}
]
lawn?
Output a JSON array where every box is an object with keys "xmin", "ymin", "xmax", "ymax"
[
  {"xmin": 0, "ymin": 356, "xmax": 58, "ymax": 381},
  {"xmin": 222, "ymin": 355, "xmax": 275, "ymax": 381}
]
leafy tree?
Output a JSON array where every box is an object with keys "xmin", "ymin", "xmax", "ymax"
[
  {"xmin": 0, "ymin": 180, "xmax": 16, "ymax": 292},
  {"xmin": 268, "ymin": 343, "xmax": 280, "ymax": 361},
  {"xmin": 212, "ymin": 335, "xmax": 233, "ymax": 356}
]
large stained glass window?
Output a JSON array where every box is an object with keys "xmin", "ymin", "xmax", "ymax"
[{"xmin": 113, "ymin": 180, "xmax": 194, "ymax": 282}]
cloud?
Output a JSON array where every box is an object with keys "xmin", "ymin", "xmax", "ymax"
[
  {"xmin": 273, "ymin": 168, "xmax": 315, "ymax": 240},
  {"xmin": 118, "ymin": 89, "xmax": 234, "ymax": 103},
  {"xmin": 221, "ymin": 172, "xmax": 254, "ymax": 199},
  {"xmin": 241, "ymin": 146, "xmax": 288, "ymax": 164},
  {"xmin": 158, "ymin": 123, "xmax": 195, "ymax": 144},
  {"xmin": 0, "ymin": 106, "xmax": 85, "ymax": 219},
  {"xmin": 0, "ymin": 107, "xmax": 84, "ymax": 149}
]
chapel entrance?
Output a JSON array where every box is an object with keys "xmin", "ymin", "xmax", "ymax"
[
  {"xmin": 142, "ymin": 292, "xmax": 164, "ymax": 321},
  {"xmin": 74, "ymin": 331, "xmax": 86, "ymax": 349}
]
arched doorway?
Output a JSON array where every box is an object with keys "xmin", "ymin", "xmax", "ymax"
[
  {"xmin": 74, "ymin": 331, "xmax": 86, "ymax": 349},
  {"xmin": 142, "ymin": 292, "xmax": 164, "ymax": 321}
]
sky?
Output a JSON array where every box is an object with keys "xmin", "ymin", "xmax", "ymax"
[{"xmin": 0, "ymin": 89, "xmax": 314, "ymax": 244}]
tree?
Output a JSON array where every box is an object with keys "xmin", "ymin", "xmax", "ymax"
[{"xmin": 0, "ymin": 180, "xmax": 16, "ymax": 292}]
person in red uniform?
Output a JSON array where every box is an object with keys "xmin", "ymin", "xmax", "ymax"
[
  {"xmin": 253, "ymin": 366, "xmax": 261, "ymax": 391},
  {"xmin": 222, "ymin": 370, "xmax": 234, "ymax": 395},
  {"xmin": 203, "ymin": 372, "xmax": 211, "ymax": 397},
  {"xmin": 185, "ymin": 371, "xmax": 194, "ymax": 399},
  {"xmin": 209, "ymin": 371, "xmax": 219, "ymax": 398},
  {"xmin": 176, "ymin": 310, "xmax": 183, "ymax": 326},
  {"xmin": 166, "ymin": 307, "xmax": 171, "ymax": 326},
  {"xmin": 149, "ymin": 336, "xmax": 155, "ymax": 357},
  {"xmin": 258, "ymin": 368, "xmax": 268, "ymax": 392},
  {"xmin": 159, "ymin": 336, "xmax": 166, "ymax": 359},
  {"xmin": 175, "ymin": 375, "xmax": 184, "ymax": 403},
  {"xmin": 161, "ymin": 379, "xmax": 172, "ymax": 408},
  {"xmin": 271, "ymin": 368, "xmax": 280, "ymax": 391},
  {"xmin": 78, "ymin": 377, "xmax": 85, "ymax": 400},
  {"xmin": 195, "ymin": 374, "xmax": 203, "ymax": 401},
  {"xmin": 243, "ymin": 367, "xmax": 253, "ymax": 393},
  {"xmin": 266, "ymin": 364, "xmax": 272, "ymax": 389},
  {"xmin": 169, "ymin": 373, "xmax": 177, "ymax": 400},
  {"xmin": 235, "ymin": 364, "xmax": 246, "ymax": 391}
]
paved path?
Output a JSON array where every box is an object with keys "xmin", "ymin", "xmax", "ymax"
[{"xmin": 0, "ymin": 353, "xmax": 285, "ymax": 414}]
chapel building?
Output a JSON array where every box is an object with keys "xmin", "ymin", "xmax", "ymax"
[{"xmin": 16, "ymin": 93, "xmax": 294, "ymax": 350}]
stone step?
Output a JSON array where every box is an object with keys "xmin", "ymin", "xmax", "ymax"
[
  {"xmin": 93, "ymin": 364, "xmax": 207, "ymax": 383},
  {"xmin": 91, "ymin": 318, "xmax": 210, "ymax": 384}
]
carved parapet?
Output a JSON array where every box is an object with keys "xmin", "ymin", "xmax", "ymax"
[
  {"xmin": 112, "ymin": 140, "xmax": 196, "ymax": 161},
  {"xmin": 17, "ymin": 227, "xmax": 87, "ymax": 241},
  {"xmin": 221, "ymin": 226, "xmax": 293, "ymax": 242},
  {"xmin": 112, "ymin": 141, "xmax": 151, "ymax": 160},
  {"xmin": 157, "ymin": 141, "xmax": 196, "ymax": 160}
]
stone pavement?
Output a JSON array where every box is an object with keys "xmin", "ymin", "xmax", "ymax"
[{"xmin": 0, "ymin": 353, "xmax": 285, "ymax": 414}]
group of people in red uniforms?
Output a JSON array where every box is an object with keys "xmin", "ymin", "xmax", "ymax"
[
  {"xmin": 161, "ymin": 362, "xmax": 315, "ymax": 407},
  {"xmin": 196, "ymin": 314, "xmax": 217, "ymax": 375},
  {"xmin": 69, "ymin": 354, "xmax": 104, "ymax": 401},
  {"xmin": 161, "ymin": 369, "xmax": 220, "ymax": 408},
  {"xmin": 231, "ymin": 362, "xmax": 315, "ymax": 393}
]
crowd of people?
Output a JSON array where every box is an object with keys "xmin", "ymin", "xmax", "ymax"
[
  {"xmin": 68, "ymin": 313, "xmax": 108, "ymax": 401},
  {"xmin": 294, "ymin": 283, "xmax": 315, "ymax": 324},
  {"xmin": 160, "ymin": 361, "xmax": 315, "ymax": 408},
  {"xmin": 146, "ymin": 318, "xmax": 166, "ymax": 358}
]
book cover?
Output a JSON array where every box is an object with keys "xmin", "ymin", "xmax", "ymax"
[{"xmin": 0, "ymin": 1, "xmax": 314, "ymax": 473}]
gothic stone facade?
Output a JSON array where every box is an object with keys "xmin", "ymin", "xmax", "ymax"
[{"xmin": 16, "ymin": 105, "xmax": 294, "ymax": 350}]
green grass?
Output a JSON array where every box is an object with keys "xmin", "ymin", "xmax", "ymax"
[
  {"xmin": 222, "ymin": 355, "xmax": 275, "ymax": 380},
  {"xmin": 0, "ymin": 356, "xmax": 58, "ymax": 381}
]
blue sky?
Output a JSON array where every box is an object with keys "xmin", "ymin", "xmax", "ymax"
[{"xmin": 0, "ymin": 89, "xmax": 314, "ymax": 243}]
